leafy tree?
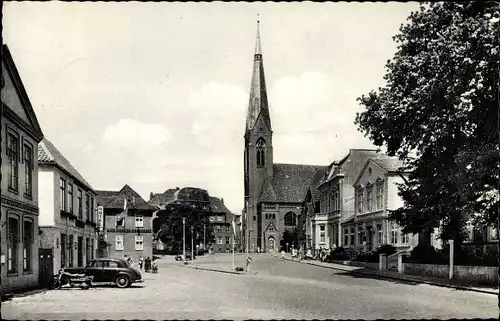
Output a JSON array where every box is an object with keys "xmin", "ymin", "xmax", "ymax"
[
  {"xmin": 355, "ymin": 2, "xmax": 499, "ymax": 247},
  {"xmin": 154, "ymin": 202, "xmax": 215, "ymax": 251},
  {"xmin": 280, "ymin": 230, "xmax": 299, "ymax": 251}
]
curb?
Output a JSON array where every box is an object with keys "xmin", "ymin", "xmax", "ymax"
[{"xmin": 273, "ymin": 255, "xmax": 498, "ymax": 295}]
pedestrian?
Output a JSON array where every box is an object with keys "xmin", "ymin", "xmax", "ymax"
[
  {"xmin": 123, "ymin": 254, "xmax": 128, "ymax": 262},
  {"xmin": 145, "ymin": 257, "xmax": 151, "ymax": 272},
  {"xmin": 139, "ymin": 256, "xmax": 144, "ymax": 270},
  {"xmin": 299, "ymin": 247, "xmax": 304, "ymax": 261},
  {"xmin": 152, "ymin": 259, "xmax": 158, "ymax": 274},
  {"xmin": 127, "ymin": 256, "xmax": 133, "ymax": 267},
  {"xmin": 280, "ymin": 249, "xmax": 285, "ymax": 260}
]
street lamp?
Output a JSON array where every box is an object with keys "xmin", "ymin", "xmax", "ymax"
[
  {"xmin": 182, "ymin": 217, "xmax": 186, "ymax": 261},
  {"xmin": 191, "ymin": 225, "xmax": 194, "ymax": 260}
]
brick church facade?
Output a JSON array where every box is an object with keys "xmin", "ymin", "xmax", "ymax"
[{"xmin": 243, "ymin": 23, "xmax": 324, "ymax": 253}]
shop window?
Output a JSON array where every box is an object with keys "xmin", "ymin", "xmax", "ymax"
[
  {"xmin": 23, "ymin": 219, "xmax": 34, "ymax": 271},
  {"xmin": 8, "ymin": 216, "xmax": 19, "ymax": 273}
]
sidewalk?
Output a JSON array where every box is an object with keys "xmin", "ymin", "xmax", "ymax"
[{"xmin": 274, "ymin": 253, "xmax": 498, "ymax": 295}]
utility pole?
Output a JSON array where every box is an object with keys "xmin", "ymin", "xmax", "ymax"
[{"xmin": 182, "ymin": 217, "xmax": 186, "ymax": 261}]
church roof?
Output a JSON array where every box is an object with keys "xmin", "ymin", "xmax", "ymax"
[
  {"xmin": 260, "ymin": 163, "xmax": 326, "ymax": 204},
  {"xmin": 95, "ymin": 184, "xmax": 154, "ymax": 211},
  {"xmin": 245, "ymin": 21, "xmax": 272, "ymax": 134},
  {"xmin": 38, "ymin": 138, "xmax": 95, "ymax": 192}
]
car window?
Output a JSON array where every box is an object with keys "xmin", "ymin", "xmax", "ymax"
[
  {"xmin": 88, "ymin": 261, "xmax": 105, "ymax": 268},
  {"xmin": 105, "ymin": 261, "xmax": 119, "ymax": 268}
]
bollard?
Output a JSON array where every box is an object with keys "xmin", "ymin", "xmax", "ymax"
[
  {"xmin": 379, "ymin": 254, "xmax": 387, "ymax": 271},
  {"xmin": 397, "ymin": 254, "xmax": 404, "ymax": 274}
]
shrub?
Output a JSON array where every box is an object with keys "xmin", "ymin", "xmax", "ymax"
[
  {"xmin": 325, "ymin": 247, "xmax": 350, "ymax": 262},
  {"xmin": 377, "ymin": 244, "xmax": 397, "ymax": 256},
  {"xmin": 352, "ymin": 251, "xmax": 379, "ymax": 263},
  {"xmin": 406, "ymin": 244, "xmax": 447, "ymax": 264}
]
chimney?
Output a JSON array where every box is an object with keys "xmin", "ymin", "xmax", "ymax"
[
  {"xmin": 150, "ymin": 192, "xmax": 153, "ymax": 200},
  {"xmin": 220, "ymin": 198, "xmax": 224, "ymax": 204}
]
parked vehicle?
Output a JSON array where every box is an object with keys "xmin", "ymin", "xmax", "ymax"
[
  {"xmin": 48, "ymin": 269, "xmax": 94, "ymax": 290},
  {"xmin": 175, "ymin": 252, "xmax": 193, "ymax": 261},
  {"xmin": 63, "ymin": 258, "xmax": 143, "ymax": 288}
]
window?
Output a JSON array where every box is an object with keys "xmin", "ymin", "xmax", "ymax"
[
  {"xmin": 272, "ymin": 214, "xmax": 276, "ymax": 220},
  {"xmin": 377, "ymin": 224, "xmax": 383, "ymax": 244},
  {"xmin": 217, "ymin": 216, "xmax": 223, "ymax": 222},
  {"xmin": 401, "ymin": 233, "xmax": 409, "ymax": 244},
  {"xmin": 68, "ymin": 235, "xmax": 74, "ymax": 267},
  {"xmin": 357, "ymin": 188, "xmax": 364, "ymax": 213},
  {"xmin": 89, "ymin": 261, "xmax": 105, "ymax": 268},
  {"xmin": 90, "ymin": 197, "xmax": 94, "ymax": 223},
  {"xmin": 8, "ymin": 217, "xmax": 19, "ymax": 273},
  {"xmin": 256, "ymin": 138, "xmax": 266, "ymax": 167},
  {"xmin": 135, "ymin": 235, "xmax": 144, "ymax": 251},
  {"xmin": 60, "ymin": 178, "xmax": 66, "ymax": 211},
  {"xmin": 85, "ymin": 194, "xmax": 90, "ymax": 221},
  {"xmin": 24, "ymin": 144, "xmax": 33, "ymax": 197},
  {"xmin": 284, "ymin": 212, "xmax": 297, "ymax": 226},
  {"xmin": 7, "ymin": 133, "xmax": 19, "ymax": 191},
  {"xmin": 61, "ymin": 234, "xmax": 67, "ymax": 268},
  {"xmin": 350, "ymin": 227, "xmax": 355, "ymax": 245},
  {"xmin": 376, "ymin": 181, "xmax": 384, "ymax": 209},
  {"xmin": 344, "ymin": 228, "xmax": 349, "ymax": 246},
  {"xmin": 465, "ymin": 221, "xmax": 474, "ymax": 242},
  {"xmin": 90, "ymin": 239, "xmax": 94, "ymax": 260},
  {"xmin": 116, "ymin": 216, "xmax": 125, "ymax": 228},
  {"xmin": 77, "ymin": 189, "xmax": 83, "ymax": 218},
  {"xmin": 488, "ymin": 226, "xmax": 498, "ymax": 242},
  {"xmin": 391, "ymin": 223, "xmax": 399, "ymax": 244},
  {"xmin": 319, "ymin": 224, "xmax": 325, "ymax": 243},
  {"xmin": 225, "ymin": 236, "xmax": 230, "ymax": 244},
  {"xmin": 253, "ymin": 216, "xmax": 256, "ymax": 221},
  {"xmin": 366, "ymin": 186, "xmax": 373, "ymax": 212},
  {"xmin": 217, "ymin": 237, "xmax": 223, "ymax": 244},
  {"xmin": 23, "ymin": 220, "xmax": 34, "ymax": 271},
  {"xmin": 115, "ymin": 235, "xmax": 124, "ymax": 251},
  {"xmin": 333, "ymin": 189, "xmax": 340, "ymax": 212},
  {"xmin": 265, "ymin": 214, "xmax": 268, "ymax": 220},
  {"xmin": 358, "ymin": 227, "xmax": 363, "ymax": 245},
  {"xmin": 135, "ymin": 214, "xmax": 144, "ymax": 228},
  {"xmin": 68, "ymin": 183, "xmax": 74, "ymax": 214},
  {"xmin": 226, "ymin": 226, "xmax": 230, "ymax": 233}
]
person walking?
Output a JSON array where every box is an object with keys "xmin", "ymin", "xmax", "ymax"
[
  {"xmin": 139, "ymin": 256, "xmax": 144, "ymax": 270},
  {"xmin": 145, "ymin": 257, "xmax": 151, "ymax": 272}
]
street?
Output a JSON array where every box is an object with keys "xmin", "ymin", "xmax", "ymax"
[{"xmin": 2, "ymin": 254, "xmax": 497, "ymax": 320}]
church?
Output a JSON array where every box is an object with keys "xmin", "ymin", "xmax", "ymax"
[{"xmin": 243, "ymin": 23, "xmax": 325, "ymax": 253}]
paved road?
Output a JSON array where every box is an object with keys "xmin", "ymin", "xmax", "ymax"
[{"xmin": 2, "ymin": 254, "xmax": 497, "ymax": 320}]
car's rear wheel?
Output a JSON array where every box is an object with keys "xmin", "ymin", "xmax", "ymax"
[{"xmin": 115, "ymin": 275, "xmax": 130, "ymax": 288}]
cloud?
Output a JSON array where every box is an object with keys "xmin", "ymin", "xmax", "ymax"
[{"xmin": 102, "ymin": 119, "xmax": 171, "ymax": 147}]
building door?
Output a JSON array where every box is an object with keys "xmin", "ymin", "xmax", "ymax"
[
  {"xmin": 267, "ymin": 237, "xmax": 275, "ymax": 252},
  {"xmin": 77, "ymin": 236, "xmax": 83, "ymax": 267},
  {"xmin": 38, "ymin": 248, "xmax": 53, "ymax": 287}
]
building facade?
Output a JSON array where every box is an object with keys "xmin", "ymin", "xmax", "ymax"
[
  {"xmin": 349, "ymin": 156, "xmax": 418, "ymax": 253},
  {"xmin": 209, "ymin": 197, "xmax": 235, "ymax": 253},
  {"xmin": 38, "ymin": 138, "xmax": 98, "ymax": 274},
  {"xmin": 243, "ymin": 23, "xmax": 323, "ymax": 253},
  {"xmin": 309, "ymin": 149, "xmax": 380, "ymax": 253},
  {"xmin": 1, "ymin": 44, "xmax": 44, "ymax": 295},
  {"xmin": 96, "ymin": 185, "xmax": 155, "ymax": 262}
]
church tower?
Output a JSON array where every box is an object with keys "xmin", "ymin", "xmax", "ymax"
[{"xmin": 243, "ymin": 21, "xmax": 273, "ymax": 252}]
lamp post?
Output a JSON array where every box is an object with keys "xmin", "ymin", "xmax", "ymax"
[
  {"xmin": 182, "ymin": 217, "xmax": 186, "ymax": 261},
  {"xmin": 204, "ymin": 224, "xmax": 206, "ymax": 251},
  {"xmin": 191, "ymin": 226, "xmax": 194, "ymax": 260}
]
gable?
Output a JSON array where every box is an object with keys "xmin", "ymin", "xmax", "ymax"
[
  {"xmin": 1, "ymin": 45, "xmax": 43, "ymax": 141},
  {"xmin": 2, "ymin": 61, "xmax": 31, "ymax": 125},
  {"xmin": 354, "ymin": 159, "xmax": 387, "ymax": 187}
]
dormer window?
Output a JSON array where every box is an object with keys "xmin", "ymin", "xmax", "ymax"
[{"xmin": 256, "ymin": 138, "xmax": 266, "ymax": 167}]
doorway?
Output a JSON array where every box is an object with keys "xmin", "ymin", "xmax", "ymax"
[
  {"xmin": 267, "ymin": 237, "xmax": 275, "ymax": 252},
  {"xmin": 38, "ymin": 248, "xmax": 54, "ymax": 287}
]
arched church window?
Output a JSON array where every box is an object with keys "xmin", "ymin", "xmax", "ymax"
[
  {"xmin": 256, "ymin": 138, "xmax": 266, "ymax": 167},
  {"xmin": 284, "ymin": 212, "xmax": 297, "ymax": 226}
]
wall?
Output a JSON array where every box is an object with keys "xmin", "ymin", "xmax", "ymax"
[
  {"xmin": 38, "ymin": 168, "xmax": 55, "ymax": 226},
  {"xmin": 386, "ymin": 176, "xmax": 405, "ymax": 211},
  {"xmin": 404, "ymin": 263, "xmax": 499, "ymax": 286}
]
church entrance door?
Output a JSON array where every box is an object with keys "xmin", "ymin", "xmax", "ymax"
[{"xmin": 267, "ymin": 237, "xmax": 275, "ymax": 252}]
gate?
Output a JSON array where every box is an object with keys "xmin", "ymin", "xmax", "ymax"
[{"xmin": 38, "ymin": 248, "xmax": 54, "ymax": 287}]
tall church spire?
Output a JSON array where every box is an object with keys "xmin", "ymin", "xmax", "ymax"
[{"xmin": 246, "ymin": 19, "xmax": 272, "ymax": 134}]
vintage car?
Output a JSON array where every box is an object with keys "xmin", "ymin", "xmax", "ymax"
[
  {"xmin": 175, "ymin": 252, "xmax": 193, "ymax": 261},
  {"xmin": 63, "ymin": 258, "xmax": 143, "ymax": 288}
]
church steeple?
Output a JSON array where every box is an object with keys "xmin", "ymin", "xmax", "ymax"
[{"xmin": 245, "ymin": 20, "xmax": 272, "ymax": 135}]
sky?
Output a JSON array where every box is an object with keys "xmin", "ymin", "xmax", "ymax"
[{"xmin": 3, "ymin": 2, "xmax": 419, "ymax": 214}]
